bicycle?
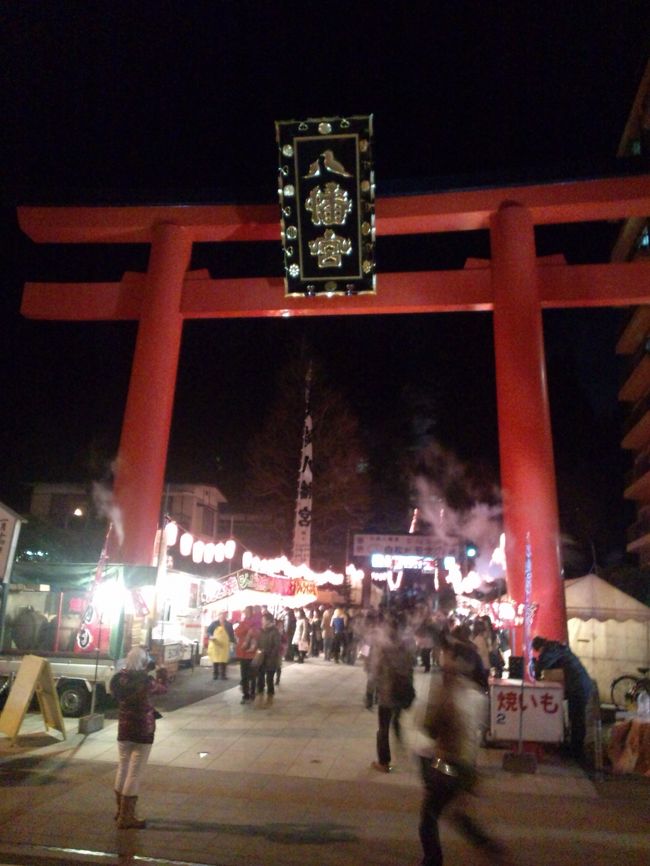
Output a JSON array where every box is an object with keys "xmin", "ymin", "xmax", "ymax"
[{"xmin": 610, "ymin": 667, "xmax": 650, "ymax": 710}]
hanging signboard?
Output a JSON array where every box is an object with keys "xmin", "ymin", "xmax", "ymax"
[
  {"xmin": 0, "ymin": 654, "xmax": 66, "ymax": 744},
  {"xmin": 275, "ymin": 115, "xmax": 375, "ymax": 296},
  {"xmin": 0, "ymin": 501, "xmax": 22, "ymax": 584},
  {"xmin": 0, "ymin": 501, "xmax": 23, "ymax": 651},
  {"xmin": 353, "ymin": 533, "xmax": 439, "ymax": 558}
]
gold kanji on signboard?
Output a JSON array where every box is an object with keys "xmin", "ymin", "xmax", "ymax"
[{"xmin": 275, "ymin": 115, "xmax": 375, "ymax": 296}]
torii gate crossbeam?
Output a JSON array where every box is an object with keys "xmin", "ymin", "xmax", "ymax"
[{"xmin": 17, "ymin": 174, "xmax": 650, "ymax": 645}]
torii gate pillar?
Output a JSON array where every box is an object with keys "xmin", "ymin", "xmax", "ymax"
[
  {"xmin": 110, "ymin": 223, "xmax": 191, "ymax": 564},
  {"xmin": 491, "ymin": 203, "xmax": 566, "ymax": 644}
]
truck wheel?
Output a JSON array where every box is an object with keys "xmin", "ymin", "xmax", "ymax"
[{"xmin": 58, "ymin": 683, "xmax": 90, "ymax": 717}]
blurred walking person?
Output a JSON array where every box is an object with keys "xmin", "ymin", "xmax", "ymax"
[
  {"xmin": 292, "ymin": 608, "xmax": 310, "ymax": 663},
  {"xmin": 282, "ymin": 606, "xmax": 296, "ymax": 661},
  {"xmin": 256, "ymin": 612, "xmax": 282, "ymax": 706},
  {"xmin": 234, "ymin": 606, "xmax": 259, "ymax": 704},
  {"xmin": 309, "ymin": 608, "xmax": 322, "ymax": 656},
  {"xmin": 416, "ymin": 634, "xmax": 508, "ymax": 865},
  {"xmin": 321, "ymin": 605, "xmax": 334, "ymax": 660},
  {"xmin": 331, "ymin": 607, "xmax": 347, "ymax": 663},
  {"xmin": 415, "ymin": 612, "xmax": 436, "ymax": 673},
  {"xmin": 371, "ymin": 614, "xmax": 415, "ymax": 772},
  {"xmin": 207, "ymin": 612, "xmax": 230, "ymax": 680}
]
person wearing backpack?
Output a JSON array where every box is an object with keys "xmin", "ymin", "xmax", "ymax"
[{"xmin": 370, "ymin": 612, "xmax": 415, "ymax": 773}]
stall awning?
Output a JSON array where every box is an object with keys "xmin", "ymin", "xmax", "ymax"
[
  {"xmin": 11, "ymin": 562, "xmax": 158, "ymax": 591},
  {"xmin": 565, "ymin": 574, "xmax": 650, "ymax": 623}
]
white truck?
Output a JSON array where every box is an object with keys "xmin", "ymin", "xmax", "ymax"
[{"xmin": 0, "ymin": 561, "xmax": 201, "ymax": 716}]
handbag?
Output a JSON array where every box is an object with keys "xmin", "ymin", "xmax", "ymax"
[{"xmin": 251, "ymin": 648, "xmax": 265, "ymax": 670}]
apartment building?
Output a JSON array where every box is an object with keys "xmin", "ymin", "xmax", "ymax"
[{"xmin": 615, "ymin": 61, "xmax": 650, "ymax": 564}]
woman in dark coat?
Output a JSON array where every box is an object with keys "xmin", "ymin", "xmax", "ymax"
[
  {"xmin": 110, "ymin": 646, "xmax": 168, "ymax": 829},
  {"xmin": 255, "ymin": 612, "xmax": 282, "ymax": 705},
  {"xmin": 531, "ymin": 635, "xmax": 593, "ymax": 760}
]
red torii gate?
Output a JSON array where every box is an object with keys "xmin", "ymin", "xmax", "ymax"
[{"xmin": 17, "ymin": 175, "xmax": 650, "ymax": 643}]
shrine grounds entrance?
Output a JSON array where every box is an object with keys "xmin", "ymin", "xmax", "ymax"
[{"xmin": 17, "ymin": 174, "xmax": 650, "ymax": 643}]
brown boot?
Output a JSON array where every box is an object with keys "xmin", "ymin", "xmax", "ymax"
[
  {"xmin": 117, "ymin": 795, "xmax": 146, "ymax": 829},
  {"xmin": 114, "ymin": 790, "xmax": 122, "ymax": 821}
]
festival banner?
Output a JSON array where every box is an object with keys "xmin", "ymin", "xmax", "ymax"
[
  {"xmin": 292, "ymin": 364, "xmax": 313, "ymax": 566},
  {"xmin": 74, "ymin": 531, "xmax": 112, "ymax": 654}
]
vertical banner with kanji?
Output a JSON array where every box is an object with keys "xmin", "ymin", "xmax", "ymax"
[
  {"xmin": 523, "ymin": 532, "xmax": 534, "ymax": 680},
  {"xmin": 292, "ymin": 364, "xmax": 313, "ymax": 566},
  {"xmin": 74, "ymin": 531, "xmax": 112, "ymax": 654},
  {"xmin": 276, "ymin": 115, "xmax": 375, "ymax": 296}
]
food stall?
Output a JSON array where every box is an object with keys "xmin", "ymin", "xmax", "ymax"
[
  {"xmin": 201, "ymin": 567, "xmax": 319, "ymax": 625},
  {"xmin": 149, "ymin": 568, "xmax": 204, "ymax": 673}
]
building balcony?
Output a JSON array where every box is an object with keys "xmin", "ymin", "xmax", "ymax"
[
  {"xmin": 622, "ymin": 391, "xmax": 650, "ymax": 449},
  {"xmin": 619, "ymin": 350, "xmax": 650, "ymax": 402},
  {"xmin": 626, "ymin": 508, "xmax": 650, "ymax": 551},
  {"xmin": 627, "ymin": 531, "xmax": 650, "ymax": 553},
  {"xmin": 624, "ymin": 468, "xmax": 650, "ymax": 501},
  {"xmin": 622, "ymin": 408, "xmax": 650, "ymax": 450},
  {"xmin": 617, "ymin": 305, "xmax": 650, "ymax": 355}
]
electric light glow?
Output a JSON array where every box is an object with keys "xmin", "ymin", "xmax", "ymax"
[
  {"xmin": 192, "ymin": 540, "xmax": 205, "ymax": 563},
  {"xmin": 179, "ymin": 532, "xmax": 193, "ymax": 557},
  {"xmin": 242, "ymin": 552, "xmax": 344, "ymax": 586},
  {"xmin": 164, "ymin": 521, "xmax": 179, "ymax": 547},
  {"xmin": 165, "ymin": 520, "xmax": 236, "ymax": 564},
  {"xmin": 93, "ymin": 579, "xmax": 124, "ymax": 623}
]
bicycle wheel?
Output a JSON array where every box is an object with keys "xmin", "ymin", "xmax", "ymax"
[{"xmin": 611, "ymin": 675, "xmax": 638, "ymax": 709}]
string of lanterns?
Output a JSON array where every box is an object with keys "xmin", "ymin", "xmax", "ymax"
[
  {"xmin": 163, "ymin": 520, "xmax": 236, "ymax": 566},
  {"xmin": 240, "ymin": 551, "xmax": 346, "ymax": 586},
  {"xmin": 163, "ymin": 521, "xmax": 355, "ymax": 586}
]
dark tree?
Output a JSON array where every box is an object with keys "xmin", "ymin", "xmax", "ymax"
[{"xmin": 244, "ymin": 354, "xmax": 371, "ymax": 570}]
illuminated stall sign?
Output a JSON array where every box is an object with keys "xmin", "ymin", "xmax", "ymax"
[
  {"xmin": 354, "ymin": 533, "xmax": 439, "ymax": 558},
  {"xmin": 371, "ymin": 553, "xmax": 437, "ymax": 571},
  {"xmin": 275, "ymin": 115, "xmax": 375, "ymax": 296},
  {"xmin": 203, "ymin": 569, "xmax": 317, "ymax": 604}
]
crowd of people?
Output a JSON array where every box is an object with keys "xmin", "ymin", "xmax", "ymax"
[
  {"xmin": 204, "ymin": 601, "xmax": 520, "ymax": 728},
  {"xmin": 110, "ymin": 599, "xmax": 593, "ymax": 864}
]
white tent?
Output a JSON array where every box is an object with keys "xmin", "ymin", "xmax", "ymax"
[{"xmin": 565, "ymin": 574, "xmax": 650, "ymax": 702}]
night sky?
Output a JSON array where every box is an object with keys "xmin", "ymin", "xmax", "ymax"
[{"xmin": 1, "ymin": 3, "xmax": 648, "ymax": 569}]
